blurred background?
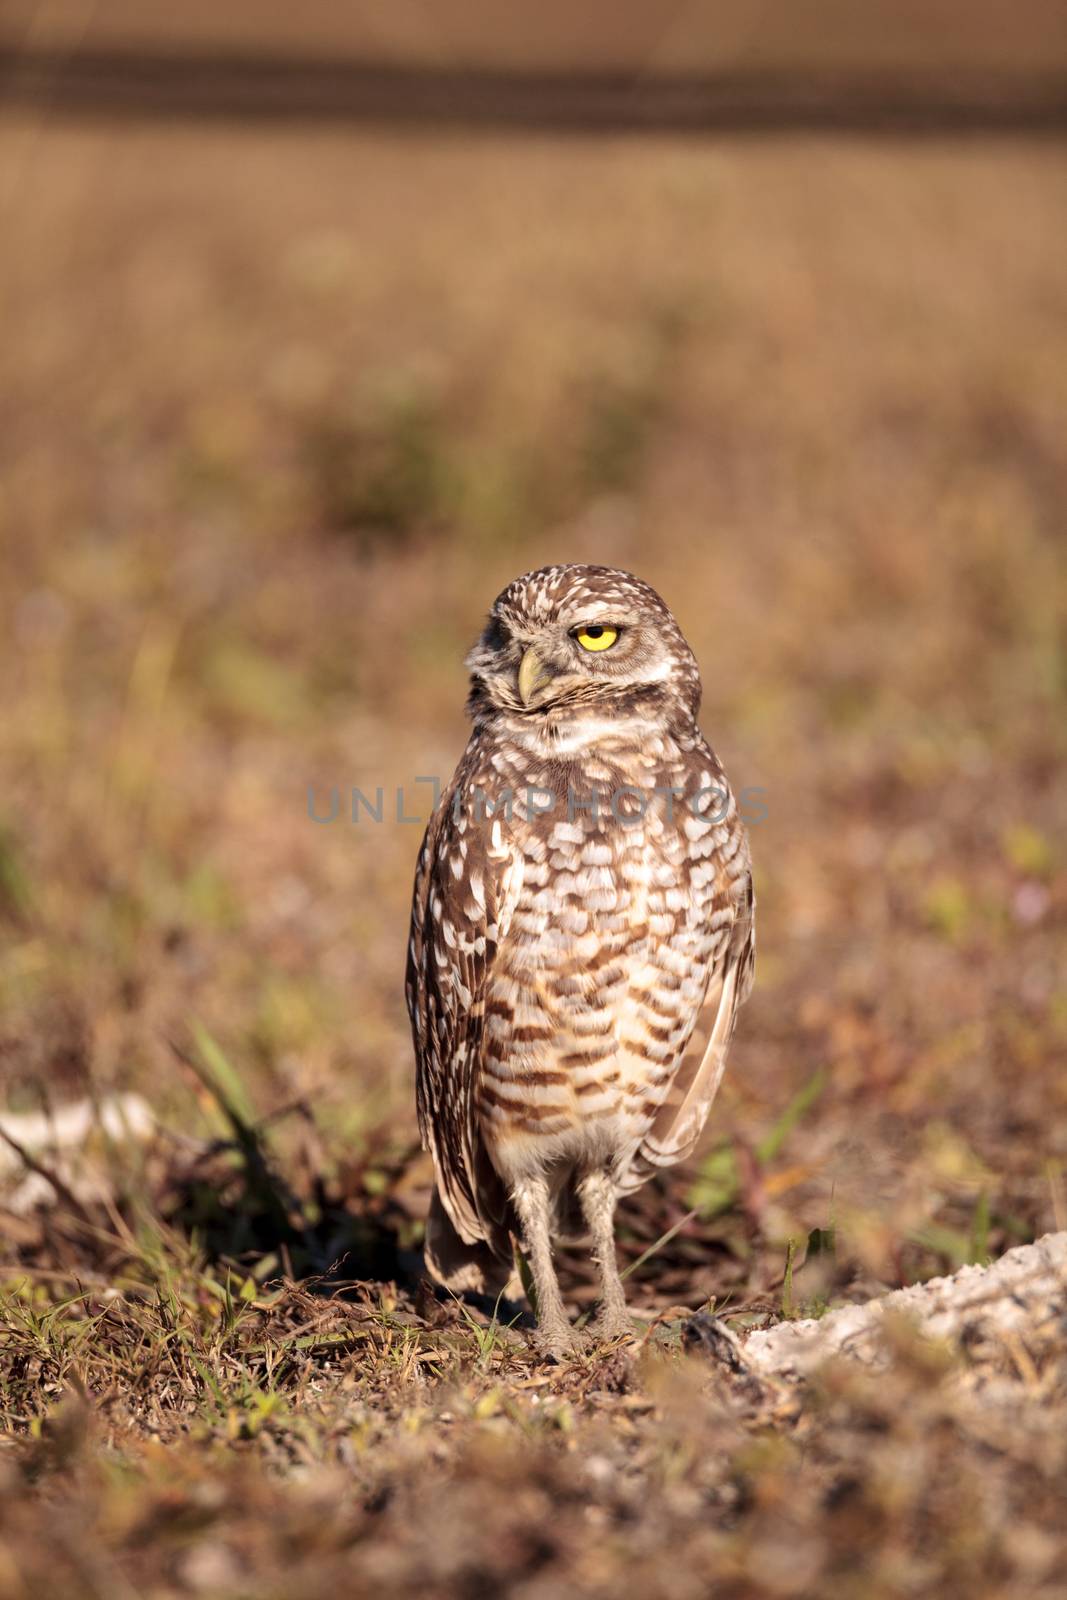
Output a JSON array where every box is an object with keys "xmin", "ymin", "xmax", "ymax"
[{"xmin": 1, "ymin": 2, "xmax": 1066, "ymax": 1305}]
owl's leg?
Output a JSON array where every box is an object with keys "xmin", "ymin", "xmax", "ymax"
[
  {"xmin": 510, "ymin": 1174, "xmax": 575, "ymax": 1358},
  {"xmin": 577, "ymin": 1168, "xmax": 631, "ymax": 1342}
]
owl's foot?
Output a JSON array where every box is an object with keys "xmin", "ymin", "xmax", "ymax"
[
  {"xmin": 533, "ymin": 1314, "xmax": 580, "ymax": 1362},
  {"xmin": 587, "ymin": 1307, "xmax": 635, "ymax": 1346}
]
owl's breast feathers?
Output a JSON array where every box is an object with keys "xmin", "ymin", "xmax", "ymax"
[{"xmin": 407, "ymin": 716, "xmax": 754, "ymax": 1261}]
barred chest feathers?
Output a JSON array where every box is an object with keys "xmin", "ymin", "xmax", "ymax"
[{"xmin": 452, "ymin": 720, "xmax": 747, "ymax": 1193}]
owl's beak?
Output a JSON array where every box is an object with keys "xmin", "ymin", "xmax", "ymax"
[{"xmin": 517, "ymin": 646, "xmax": 551, "ymax": 706}]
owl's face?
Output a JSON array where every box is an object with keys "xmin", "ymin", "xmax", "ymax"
[{"xmin": 466, "ymin": 564, "xmax": 701, "ymax": 724}]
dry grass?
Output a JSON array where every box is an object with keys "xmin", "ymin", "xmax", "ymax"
[{"xmin": 0, "ymin": 113, "xmax": 1065, "ymax": 1596}]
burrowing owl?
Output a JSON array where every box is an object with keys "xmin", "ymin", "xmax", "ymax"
[{"xmin": 406, "ymin": 564, "xmax": 754, "ymax": 1355}]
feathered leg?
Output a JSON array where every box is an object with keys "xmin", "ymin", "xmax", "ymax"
[
  {"xmin": 578, "ymin": 1168, "xmax": 631, "ymax": 1341},
  {"xmin": 511, "ymin": 1173, "xmax": 575, "ymax": 1358}
]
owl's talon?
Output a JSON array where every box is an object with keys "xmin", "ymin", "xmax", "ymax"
[
  {"xmin": 587, "ymin": 1311, "xmax": 635, "ymax": 1346},
  {"xmin": 533, "ymin": 1321, "xmax": 579, "ymax": 1362}
]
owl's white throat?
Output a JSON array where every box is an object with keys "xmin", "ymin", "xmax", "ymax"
[{"xmin": 501, "ymin": 708, "xmax": 674, "ymax": 760}]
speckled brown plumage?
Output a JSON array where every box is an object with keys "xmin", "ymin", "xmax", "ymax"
[{"xmin": 406, "ymin": 564, "xmax": 754, "ymax": 1353}]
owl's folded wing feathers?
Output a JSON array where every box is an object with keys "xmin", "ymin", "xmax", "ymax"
[{"xmin": 406, "ymin": 790, "xmax": 523, "ymax": 1276}]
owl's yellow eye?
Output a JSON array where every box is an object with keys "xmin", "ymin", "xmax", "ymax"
[{"xmin": 575, "ymin": 625, "xmax": 618, "ymax": 652}]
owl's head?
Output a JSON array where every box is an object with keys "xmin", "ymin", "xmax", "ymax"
[{"xmin": 465, "ymin": 564, "xmax": 701, "ymax": 726}]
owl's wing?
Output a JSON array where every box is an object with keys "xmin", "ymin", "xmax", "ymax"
[
  {"xmin": 621, "ymin": 860, "xmax": 755, "ymax": 1192},
  {"xmin": 406, "ymin": 789, "xmax": 522, "ymax": 1266}
]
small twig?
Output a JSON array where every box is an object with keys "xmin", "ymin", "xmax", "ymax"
[
  {"xmin": 0, "ymin": 1263, "xmax": 112, "ymax": 1286},
  {"xmin": 0, "ymin": 1125, "xmax": 96, "ymax": 1227},
  {"xmin": 620, "ymin": 1208, "xmax": 700, "ymax": 1282}
]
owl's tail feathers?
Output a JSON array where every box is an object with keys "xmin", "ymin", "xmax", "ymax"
[{"xmin": 423, "ymin": 1186, "xmax": 520, "ymax": 1300}]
